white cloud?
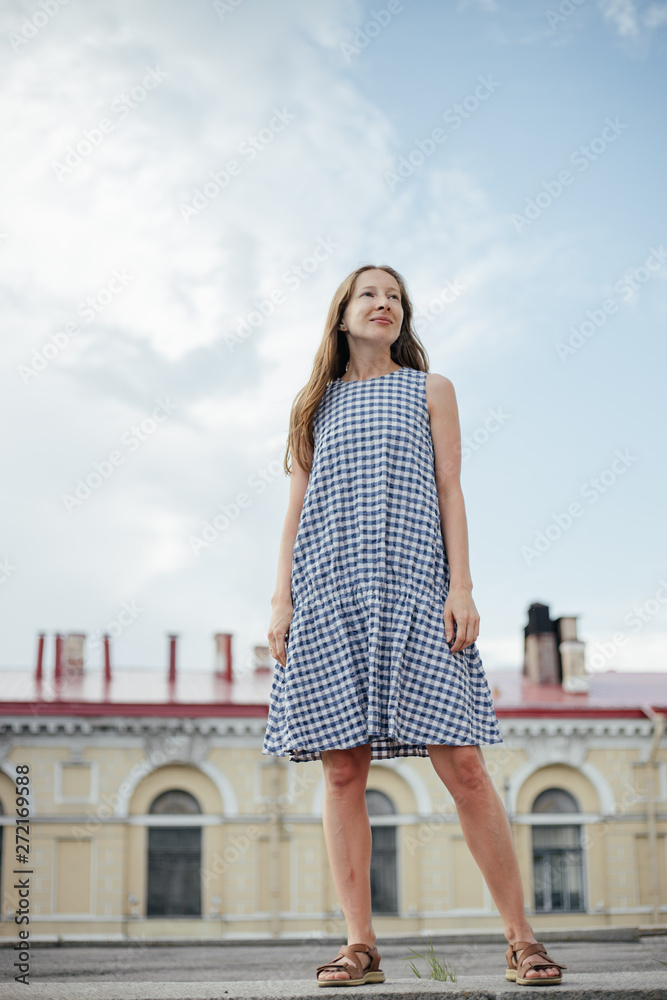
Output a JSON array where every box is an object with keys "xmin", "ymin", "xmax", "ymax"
[
  {"xmin": 1, "ymin": 0, "xmax": 662, "ymax": 680},
  {"xmin": 599, "ymin": 0, "xmax": 640, "ymax": 36},
  {"xmin": 642, "ymin": 1, "xmax": 667, "ymax": 26},
  {"xmin": 598, "ymin": 0, "xmax": 667, "ymax": 34},
  {"xmin": 457, "ymin": 0, "xmax": 499, "ymax": 11}
]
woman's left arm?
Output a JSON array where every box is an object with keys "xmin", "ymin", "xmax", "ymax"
[{"xmin": 425, "ymin": 373, "xmax": 480, "ymax": 653}]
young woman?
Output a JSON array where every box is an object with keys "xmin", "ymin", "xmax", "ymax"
[{"xmin": 263, "ymin": 265, "xmax": 567, "ymax": 988}]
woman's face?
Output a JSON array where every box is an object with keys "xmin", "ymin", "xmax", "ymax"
[{"xmin": 340, "ymin": 268, "xmax": 404, "ymax": 346}]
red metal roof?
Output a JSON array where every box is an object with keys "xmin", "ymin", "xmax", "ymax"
[
  {"xmin": 0, "ymin": 667, "xmax": 272, "ymax": 717},
  {"xmin": 487, "ymin": 669, "xmax": 667, "ymax": 718},
  {"xmin": 0, "ymin": 667, "xmax": 665, "ymax": 719}
]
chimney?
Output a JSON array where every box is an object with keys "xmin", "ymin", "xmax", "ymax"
[
  {"xmin": 62, "ymin": 633, "xmax": 85, "ymax": 680},
  {"xmin": 214, "ymin": 632, "xmax": 233, "ymax": 682},
  {"xmin": 167, "ymin": 634, "xmax": 178, "ymax": 684},
  {"xmin": 555, "ymin": 615, "xmax": 589, "ymax": 693},
  {"xmin": 103, "ymin": 633, "xmax": 112, "ymax": 684},
  {"xmin": 54, "ymin": 633, "xmax": 63, "ymax": 685},
  {"xmin": 35, "ymin": 632, "xmax": 45, "ymax": 685},
  {"xmin": 253, "ymin": 644, "xmax": 273, "ymax": 674},
  {"xmin": 523, "ymin": 603, "xmax": 560, "ymax": 685}
]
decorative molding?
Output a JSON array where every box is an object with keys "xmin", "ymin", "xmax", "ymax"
[
  {"xmin": 142, "ymin": 731, "xmax": 212, "ymax": 767},
  {"xmin": 499, "ymin": 718, "xmax": 654, "ymax": 740},
  {"xmin": 0, "ymin": 715, "xmax": 268, "ymax": 739},
  {"xmin": 523, "ymin": 732, "xmax": 587, "ymax": 768},
  {"xmin": 1, "ymin": 714, "xmax": 658, "ymax": 744},
  {"xmin": 53, "ymin": 759, "xmax": 99, "ymax": 805},
  {"xmin": 113, "ymin": 754, "xmax": 239, "ymax": 818},
  {"xmin": 507, "ymin": 757, "xmax": 616, "ymax": 815}
]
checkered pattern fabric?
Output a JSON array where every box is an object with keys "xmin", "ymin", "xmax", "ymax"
[{"xmin": 261, "ymin": 367, "xmax": 503, "ymax": 762}]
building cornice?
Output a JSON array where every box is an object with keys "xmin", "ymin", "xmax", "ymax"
[
  {"xmin": 498, "ymin": 717, "xmax": 659, "ymax": 739},
  {"xmin": 0, "ymin": 701, "xmax": 268, "ymax": 718},
  {"xmin": 0, "ymin": 714, "xmax": 269, "ymax": 738},
  {"xmin": 0, "ymin": 714, "xmax": 663, "ymax": 742}
]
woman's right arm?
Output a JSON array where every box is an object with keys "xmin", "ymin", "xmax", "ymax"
[{"xmin": 267, "ymin": 449, "xmax": 311, "ymax": 667}]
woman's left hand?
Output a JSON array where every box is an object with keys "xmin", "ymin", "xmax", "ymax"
[{"xmin": 443, "ymin": 586, "xmax": 480, "ymax": 652}]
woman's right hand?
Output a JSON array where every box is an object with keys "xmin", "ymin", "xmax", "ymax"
[{"xmin": 267, "ymin": 600, "xmax": 293, "ymax": 667}]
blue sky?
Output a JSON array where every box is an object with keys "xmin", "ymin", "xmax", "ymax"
[{"xmin": 1, "ymin": 0, "xmax": 666, "ymax": 680}]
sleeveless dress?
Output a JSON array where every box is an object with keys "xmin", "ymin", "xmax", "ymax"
[{"xmin": 261, "ymin": 367, "xmax": 503, "ymax": 762}]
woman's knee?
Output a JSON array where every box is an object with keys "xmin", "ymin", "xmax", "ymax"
[
  {"xmin": 429, "ymin": 744, "xmax": 489, "ymax": 799},
  {"xmin": 321, "ymin": 744, "xmax": 370, "ymax": 790}
]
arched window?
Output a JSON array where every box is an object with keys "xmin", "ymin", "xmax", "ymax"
[
  {"xmin": 531, "ymin": 786, "xmax": 584, "ymax": 913},
  {"xmin": 366, "ymin": 789, "xmax": 398, "ymax": 915},
  {"xmin": 147, "ymin": 789, "xmax": 202, "ymax": 917},
  {"xmin": 150, "ymin": 790, "xmax": 201, "ymax": 815},
  {"xmin": 532, "ymin": 788, "xmax": 579, "ymax": 814}
]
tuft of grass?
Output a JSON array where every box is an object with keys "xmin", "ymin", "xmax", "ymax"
[{"xmin": 404, "ymin": 936, "xmax": 457, "ymax": 981}]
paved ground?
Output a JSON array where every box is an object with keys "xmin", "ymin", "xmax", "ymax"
[
  {"xmin": 4, "ymin": 936, "xmax": 667, "ymax": 983},
  {"xmin": 2, "ymin": 971, "xmax": 667, "ymax": 1000}
]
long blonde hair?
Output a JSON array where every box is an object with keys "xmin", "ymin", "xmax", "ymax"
[{"xmin": 284, "ymin": 264, "xmax": 429, "ymax": 475}]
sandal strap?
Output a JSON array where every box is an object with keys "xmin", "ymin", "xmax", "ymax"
[
  {"xmin": 512, "ymin": 941, "xmax": 567, "ymax": 974},
  {"xmin": 343, "ymin": 943, "xmax": 381, "ymax": 971},
  {"xmin": 316, "ymin": 943, "xmax": 381, "ymax": 979},
  {"xmin": 506, "ymin": 939, "xmax": 534, "ymax": 968}
]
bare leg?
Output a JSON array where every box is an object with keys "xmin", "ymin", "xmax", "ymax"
[
  {"xmin": 426, "ymin": 744, "xmax": 560, "ymax": 980},
  {"xmin": 317, "ymin": 743, "xmax": 375, "ymax": 982}
]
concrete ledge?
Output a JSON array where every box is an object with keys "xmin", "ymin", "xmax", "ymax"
[
  {"xmin": 1, "ymin": 973, "xmax": 666, "ymax": 1000},
  {"xmin": 2, "ymin": 925, "xmax": 665, "ymax": 947}
]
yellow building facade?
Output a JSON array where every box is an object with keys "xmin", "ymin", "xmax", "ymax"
[{"xmin": 1, "ymin": 708, "xmax": 665, "ymax": 940}]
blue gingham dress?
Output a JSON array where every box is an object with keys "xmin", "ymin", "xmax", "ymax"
[{"xmin": 261, "ymin": 367, "xmax": 503, "ymax": 762}]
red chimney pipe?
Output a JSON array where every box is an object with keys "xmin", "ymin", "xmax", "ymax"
[
  {"xmin": 35, "ymin": 632, "xmax": 45, "ymax": 684},
  {"xmin": 222, "ymin": 633, "xmax": 232, "ymax": 683},
  {"xmin": 214, "ymin": 632, "xmax": 233, "ymax": 683},
  {"xmin": 54, "ymin": 633, "xmax": 63, "ymax": 685},
  {"xmin": 103, "ymin": 634, "xmax": 111, "ymax": 684},
  {"xmin": 168, "ymin": 634, "xmax": 178, "ymax": 684}
]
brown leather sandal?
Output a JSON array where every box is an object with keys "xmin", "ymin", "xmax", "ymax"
[
  {"xmin": 316, "ymin": 942, "xmax": 385, "ymax": 987},
  {"xmin": 505, "ymin": 940, "xmax": 567, "ymax": 986}
]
